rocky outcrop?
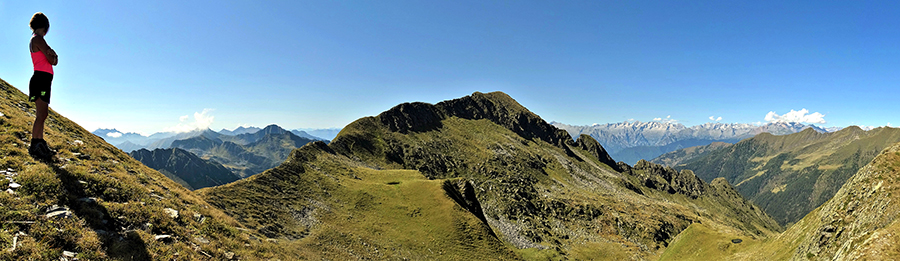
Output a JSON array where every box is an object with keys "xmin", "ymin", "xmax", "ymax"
[
  {"xmin": 378, "ymin": 102, "xmax": 444, "ymax": 134},
  {"xmin": 574, "ymin": 134, "xmax": 620, "ymax": 171},
  {"xmin": 630, "ymin": 159, "xmax": 706, "ymax": 199},
  {"xmin": 436, "ymin": 92, "xmax": 572, "ymax": 148},
  {"xmin": 443, "ymin": 179, "xmax": 496, "ymax": 238}
]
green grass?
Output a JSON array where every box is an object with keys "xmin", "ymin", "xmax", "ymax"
[
  {"xmin": 201, "ymin": 148, "xmax": 520, "ymax": 260},
  {"xmin": 0, "ymin": 77, "xmax": 290, "ymax": 260},
  {"xmin": 660, "ymin": 223, "xmax": 761, "ymax": 261}
]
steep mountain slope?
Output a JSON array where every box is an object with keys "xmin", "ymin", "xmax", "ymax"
[
  {"xmin": 201, "ymin": 91, "xmax": 781, "ymax": 259},
  {"xmin": 0, "ymin": 77, "xmax": 296, "ymax": 260},
  {"xmin": 171, "ymin": 131, "xmax": 316, "ymax": 178},
  {"xmin": 679, "ymin": 126, "xmax": 900, "ymax": 226},
  {"xmin": 553, "ymin": 121, "xmax": 825, "ymax": 165},
  {"xmin": 615, "ymin": 139, "xmax": 733, "ymax": 165},
  {"xmin": 129, "ymin": 148, "xmax": 240, "ymax": 190},
  {"xmin": 650, "ymin": 141, "xmax": 732, "ymax": 167},
  {"xmin": 663, "ymin": 141, "xmax": 900, "ymax": 260}
]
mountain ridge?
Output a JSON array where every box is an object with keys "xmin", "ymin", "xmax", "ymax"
[
  {"xmin": 663, "ymin": 141, "xmax": 900, "ymax": 260},
  {"xmin": 677, "ymin": 125, "xmax": 900, "ymax": 226},
  {"xmin": 129, "ymin": 147, "xmax": 241, "ymax": 190},
  {"xmin": 202, "ymin": 91, "xmax": 781, "ymax": 259}
]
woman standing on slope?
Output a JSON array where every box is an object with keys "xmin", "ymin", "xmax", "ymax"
[{"xmin": 28, "ymin": 12, "xmax": 58, "ymax": 160}]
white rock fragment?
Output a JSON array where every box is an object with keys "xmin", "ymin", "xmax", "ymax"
[
  {"xmin": 164, "ymin": 208, "xmax": 179, "ymax": 219},
  {"xmin": 195, "ymin": 236, "xmax": 210, "ymax": 244},
  {"xmin": 46, "ymin": 205, "xmax": 73, "ymax": 219},
  {"xmin": 73, "ymin": 140, "xmax": 84, "ymax": 146},
  {"xmin": 9, "ymin": 182, "xmax": 21, "ymax": 189}
]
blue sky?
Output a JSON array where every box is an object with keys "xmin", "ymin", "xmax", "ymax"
[{"xmin": 1, "ymin": 1, "xmax": 897, "ymax": 134}]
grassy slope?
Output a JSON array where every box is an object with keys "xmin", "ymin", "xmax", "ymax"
[
  {"xmin": 202, "ymin": 92, "xmax": 781, "ymax": 260},
  {"xmin": 0, "ymin": 77, "xmax": 293, "ymax": 260},
  {"xmin": 200, "ymin": 141, "xmax": 520, "ymax": 260},
  {"xmin": 680, "ymin": 126, "xmax": 900, "ymax": 226},
  {"xmin": 664, "ymin": 141, "xmax": 900, "ymax": 260},
  {"xmin": 650, "ymin": 141, "xmax": 732, "ymax": 167}
]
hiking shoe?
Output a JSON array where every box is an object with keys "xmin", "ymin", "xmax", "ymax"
[
  {"xmin": 29, "ymin": 139, "xmax": 55, "ymax": 160},
  {"xmin": 28, "ymin": 140, "xmax": 41, "ymax": 156},
  {"xmin": 37, "ymin": 139, "xmax": 56, "ymax": 156}
]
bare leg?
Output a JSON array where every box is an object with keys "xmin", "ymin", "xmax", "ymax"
[{"xmin": 32, "ymin": 98, "xmax": 48, "ymax": 139}]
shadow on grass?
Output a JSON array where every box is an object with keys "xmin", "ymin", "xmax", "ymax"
[{"xmin": 51, "ymin": 163, "xmax": 151, "ymax": 260}]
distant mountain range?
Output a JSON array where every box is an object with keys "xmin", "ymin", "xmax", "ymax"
[
  {"xmin": 93, "ymin": 125, "xmax": 338, "ymax": 151},
  {"xmin": 218, "ymin": 126, "xmax": 261, "ymax": 136},
  {"xmin": 552, "ymin": 121, "xmax": 828, "ymax": 164},
  {"xmin": 292, "ymin": 127, "xmax": 341, "ymax": 141},
  {"xmin": 170, "ymin": 125, "xmax": 317, "ymax": 178}
]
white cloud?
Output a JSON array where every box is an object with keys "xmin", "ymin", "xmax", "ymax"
[
  {"xmin": 764, "ymin": 109, "xmax": 826, "ymax": 124},
  {"xmin": 652, "ymin": 115, "xmax": 678, "ymax": 124},
  {"xmin": 106, "ymin": 132, "xmax": 123, "ymax": 138},
  {"xmin": 164, "ymin": 109, "xmax": 216, "ymax": 133},
  {"xmin": 709, "ymin": 116, "xmax": 722, "ymax": 122}
]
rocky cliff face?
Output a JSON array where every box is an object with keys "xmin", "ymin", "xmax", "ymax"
[
  {"xmin": 626, "ymin": 160, "xmax": 706, "ymax": 199},
  {"xmin": 573, "ymin": 134, "xmax": 621, "ymax": 172}
]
